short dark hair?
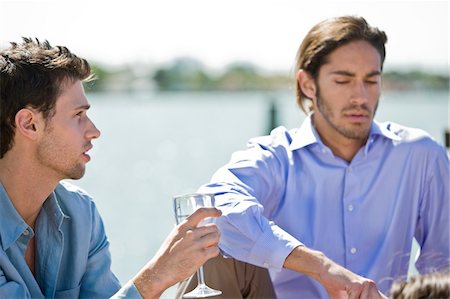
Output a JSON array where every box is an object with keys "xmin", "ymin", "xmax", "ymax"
[
  {"xmin": 390, "ymin": 272, "xmax": 450, "ymax": 299},
  {"xmin": 0, "ymin": 38, "xmax": 93, "ymax": 158},
  {"xmin": 294, "ymin": 15, "xmax": 388, "ymax": 113}
]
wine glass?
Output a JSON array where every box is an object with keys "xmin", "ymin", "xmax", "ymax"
[{"xmin": 173, "ymin": 193, "xmax": 222, "ymax": 298}]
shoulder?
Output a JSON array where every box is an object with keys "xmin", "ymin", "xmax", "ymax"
[
  {"xmin": 381, "ymin": 121, "xmax": 441, "ymax": 147},
  {"xmin": 379, "ymin": 121, "xmax": 447, "ymax": 157},
  {"xmin": 54, "ymin": 181, "xmax": 98, "ymax": 215},
  {"xmin": 247, "ymin": 126, "xmax": 295, "ymax": 149},
  {"xmin": 56, "ymin": 181, "xmax": 94, "ymax": 202},
  {"xmin": 234, "ymin": 126, "xmax": 299, "ymax": 168},
  {"xmin": 382, "ymin": 121, "xmax": 430, "ymax": 141}
]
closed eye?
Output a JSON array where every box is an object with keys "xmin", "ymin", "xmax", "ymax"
[{"xmin": 365, "ymin": 80, "xmax": 379, "ymax": 85}]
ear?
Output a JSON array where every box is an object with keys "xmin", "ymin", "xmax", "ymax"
[
  {"xmin": 15, "ymin": 108, "xmax": 41, "ymax": 140},
  {"xmin": 297, "ymin": 70, "xmax": 317, "ymax": 100}
]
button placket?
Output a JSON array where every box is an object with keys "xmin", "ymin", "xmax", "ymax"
[{"xmin": 343, "ymin": 163, "xmax": 359, "ymax": 266}]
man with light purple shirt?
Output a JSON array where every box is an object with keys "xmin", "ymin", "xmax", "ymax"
[{"xmin": 179, "ymin": 15, "xmax": 450, "ymax": 298}]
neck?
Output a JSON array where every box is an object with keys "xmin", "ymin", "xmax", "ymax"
[
  {"xmin": 0, "ymin": 152, "xmax": 59, "ymax": 227},
  {"xmin": 320, "ymin": 135, "xmax": 365, "ymax": 162},
  {"xmin": 312, "ymin": 116, "xmax": 368, "ymax": 162}
]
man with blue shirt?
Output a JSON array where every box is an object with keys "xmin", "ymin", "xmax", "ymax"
[
  {"xmin": 0, "ymin": 38, "xmax": 221, "ymax": 299},
  {"xmin": 179, "ymin": 15, "xmax": 450, "ymax": 298}
]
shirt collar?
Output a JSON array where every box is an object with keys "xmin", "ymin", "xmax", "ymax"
[
  {"xmin": 289, "ymin": 114, "xmax": 402, "ymax": 152},
  {"xmin": 289, "ymin": 115, "xmax": 318, "ymax": 150},
  {"xmin": 371, "ymin": 120, "xmax": 403, "ymax": 141},
  {"xmin": 0, "ymin": 182, "xmax": 68, "ymax": 250},
  {"xmin": 0, "ymin": 183, "xmax": 28, "ymax": 250}
]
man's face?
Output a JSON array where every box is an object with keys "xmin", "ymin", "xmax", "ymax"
[
  {"xmin": 36, "ymin": 79, "xmax": 100, "ymax": 180},
  {"xmin": 312, "ymin": 40, "xmax": 382, "ymax": 141}
]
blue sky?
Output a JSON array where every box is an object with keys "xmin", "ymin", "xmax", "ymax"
[{"xmin": 0, "ymin": 0, "xmax": 448, "ymax": 72}]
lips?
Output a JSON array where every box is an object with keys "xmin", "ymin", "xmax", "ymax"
[
  {"xmin": 82, "ymin": 144, "xmax": 93, "ymax": 162},
  {"xmin": 82, "ymin": 153, "xmax": 91, "ymax": 162},
  {"xmin": 343, "ymin": 110, "xmax": 370, "ymax": 123}
]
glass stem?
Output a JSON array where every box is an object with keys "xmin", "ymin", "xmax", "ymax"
[{"xmin": 197, "ymin": 266, "xmax": 206, "ymax": 286}]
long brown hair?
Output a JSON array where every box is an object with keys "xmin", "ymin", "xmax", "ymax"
[{"xmin": 294, "ymin": 15, "xmax": 387, "ymax": 114}]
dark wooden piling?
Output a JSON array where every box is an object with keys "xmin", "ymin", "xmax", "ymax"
[
  {"xmin": 445, "ymin": 129, "xmax": 450, "ymax": 148},
  {"xmin": 267, "ymin": 99, "xmax": 279, "ymax": 135}
]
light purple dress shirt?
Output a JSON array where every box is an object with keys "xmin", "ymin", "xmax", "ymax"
[{"xmin": 199, "ymin": 116, "xmax": 450, "ymax": 298}]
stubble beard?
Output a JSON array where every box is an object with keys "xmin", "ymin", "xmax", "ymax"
[
  {"xmin": 36, "ymin": 125, "xmax": 86, "ymax": 181},
  {"xmin": 315, "ymin": 86, "xmax": 378, "ymax": 140}
]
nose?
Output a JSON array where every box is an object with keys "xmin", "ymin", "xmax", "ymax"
[
  {"xmin": 86, "ymin": 117, "xmax": 101, "ymax": 140},
  {"xmin": 350, "ymin": 82, "xmax": 369, "ymax": 105}
]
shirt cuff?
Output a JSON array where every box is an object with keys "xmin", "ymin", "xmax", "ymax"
[
  {"xmin": 110, "ymin": 281, "xmax": 143, "ymax": 299},
  {"xmin": 247, "ymin": 223, "xmax": 302, "ymax": 271}
]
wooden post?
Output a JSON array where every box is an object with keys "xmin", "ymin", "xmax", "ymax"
[
  {"xmin": 445, "ymin": 129, "xmax": 450, "ymax": 148},
  {"xmin": 267, "ymin": 99, "xmax": 279, "ymax": 135}
]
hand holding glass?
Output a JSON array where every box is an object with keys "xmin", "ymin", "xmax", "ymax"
[{"xmin": 173, "ymin": 193, "xmax": 222, "ymax": 298}]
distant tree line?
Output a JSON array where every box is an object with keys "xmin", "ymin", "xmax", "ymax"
[
  {"xmin": 382, "ymin": 69, "xmax": 449, "ymax": 90},
  {"xmin": 152, "ymin": 58, "xmax": 292, "ymax": 92},
  {"xmin": 85, "ymin": 57, "xmax": 449, "ymax": 93}
]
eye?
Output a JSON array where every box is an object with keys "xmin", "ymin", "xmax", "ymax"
[
  {"xmin": 365, "ymin": 80, "xmax": 379, "ymax": 85},
  {"xmin": 75, "ymin": 111, "xmax": 84, "ymax": 118},
  {"xmin": 335, "ymin": 80, "xmax": 349, "ymax": 85}
]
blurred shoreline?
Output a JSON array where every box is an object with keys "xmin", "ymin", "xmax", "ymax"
[{"xmin": 86, "ymin": 57, "xmax": 449, "ymax": 94}]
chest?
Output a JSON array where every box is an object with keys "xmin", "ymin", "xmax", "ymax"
[
  {"xmin": 25, "ymin": 237, "xmax": 35, "ymax": 275},
  {"xmin": 268, "ymin": 150, "xmax": 424, "ymax": 251}
]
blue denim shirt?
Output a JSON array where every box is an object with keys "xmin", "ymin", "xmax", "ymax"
[
  {"xmin": 0, "ymin": 181, "xmax": 141, "ymax": 298},
  {"xmin": 200, "ymin": 116, "xmax": 450, "ymax": 298}
]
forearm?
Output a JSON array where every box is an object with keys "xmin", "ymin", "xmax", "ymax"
[
  {"xmin": 284, "ymin": 245, "xmax": 387, "ymax": 298},
  {"xmin": 132, "ymin": 261, "xmax": 170, "ymax": 299},
  {"xmin": 132, "ymin": 208, "xmax": 221, "ymax": 299},
  {"xmin": 283, "ymin": 245, "xmax": 329, "ymax": 282}
]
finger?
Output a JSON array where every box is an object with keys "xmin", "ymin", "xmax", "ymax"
[
  {"xmin": 347, "ymin": 288, "xmax": 359, "ymax": 299},
  {"xmin": 192, "ymin": 223, "xmax": 220, "ymax": 236},
  {"xmin": 185, "ymin": 207, "xmax": 222, "ymax": 227},
  {"xmin": 199, "ymin": 230, "xmax": 221, "ymax": 248},
  {"xmin": 362, "ymin": 280, "xmax": 382, "ymax": 299},
  {"xmin": 329, "ymin": 290, "xmax": 347, "ymax": 299},
  {"xmin": 360, "ymin": 282, "xmax": 371, "ymax": 298},
  {"xmin": 347, "ymin": 283, "xmax": 365, "ymax": 299},
  {"xmin": 176, "ymin": 224, "xmax": 219, "ymax": 247},
  {"xmin": 202, "ymin": 245, "xmax": 221, "ymax": 259},
  {"xmin": 190, "ymin": 226, "xmax": 220, "ymax": 246}
]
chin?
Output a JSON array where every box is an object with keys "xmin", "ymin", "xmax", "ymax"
[{"xmin": 67, "ymin": 166, "xmax": 86, "ymax": 180}]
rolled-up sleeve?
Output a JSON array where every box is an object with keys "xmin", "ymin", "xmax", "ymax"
[
  {"xmin": 199, "ymin": 135, "xmax": 302, "ymax": 271},
  {"xmin": 111, "ymin": 281, "xmax": 142, "ymax": 299}
]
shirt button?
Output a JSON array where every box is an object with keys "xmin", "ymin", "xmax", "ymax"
[
  {"xmin": 23, "ymin": 230, "xmax": 29, "ymax": 236},
  {"xmin": 263, "ymin": 262, "xmax": 269, "ymax": 268},
  {"xmin": 350, "ymin": 247, "xmax": 357, "ymax": 254},
  {"xmin": 348, "ymin": 204, "xmax": 354, "ymax": 212},
  {"xmin": 348, "ymin": 166, "xmax": 352, "ymax": 172}
]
